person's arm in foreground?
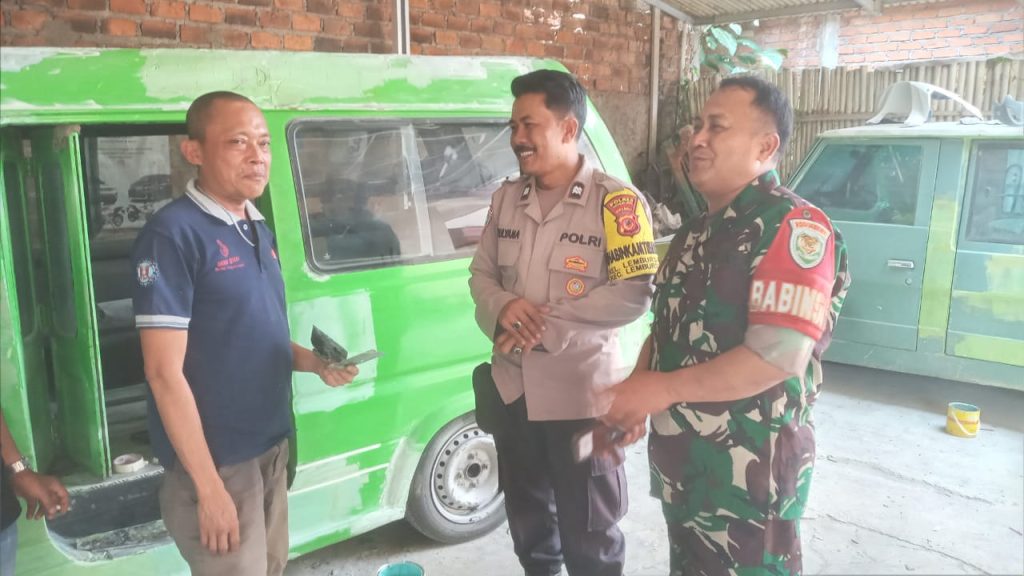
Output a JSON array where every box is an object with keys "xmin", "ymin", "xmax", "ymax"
[
  {"xmin": 142, "ymin": 328, "xmax": 239, "ymax": 555},
  {"xmin": 1, "ymin": 411, "xmax": 69, "ymax": 520}
]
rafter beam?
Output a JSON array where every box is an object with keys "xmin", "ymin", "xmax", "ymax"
[
  {"xmin": 694, "ymin": 0, "xmax": 864, "ymax": 25},
  {"xmin": 641, "ymin": 0, "xmax": 693, "ymax": 23},
  {"xmin": 852, "ymin": 0, "xmax": 883, "ymax": 13}
]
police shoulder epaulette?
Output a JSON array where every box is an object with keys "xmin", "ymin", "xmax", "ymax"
[{"xmin": 593, "ymin": 171, "xmax": 636, "ymax": 199}]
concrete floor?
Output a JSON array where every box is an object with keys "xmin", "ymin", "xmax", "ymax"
[{"xmin": 286, "ymin": 363, "xmax": 1024, "ymax": 576}]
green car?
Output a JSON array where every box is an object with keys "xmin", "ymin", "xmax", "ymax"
[
  {"xmin": 788, "ymin": 119, "xmax": 1023, "ymax": 389},
  {"xmin": 0, "ymin": 48, "xmax": 638, "ymax": 575}
]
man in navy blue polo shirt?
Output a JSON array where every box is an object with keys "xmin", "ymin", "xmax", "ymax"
[{"xmin": 132, "ymin": 91, "xmax": 357, "ymax": 576}]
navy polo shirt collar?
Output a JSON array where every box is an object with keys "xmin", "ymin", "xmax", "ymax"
[{"xmin": 185, "ymin": 178, "xmax": 266, "ymax": 225}]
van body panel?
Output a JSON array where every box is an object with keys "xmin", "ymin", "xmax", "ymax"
[
  {"xmin": 789, "ymin": 125, "xmax": 1024, "ymax": 390},
  {"xmin": 0, "ymin": 48, "xmax": 548, "ymax": 122},
  {"xmin": 946, "ymin": 139, "xmax": 1024, "ymax": 368},
  {"xmin": 916, "ymin": 140, "xmax": 968, "ymax": 355},
  {"xmin": 1, "ymin": 131, "xmax": 56, "ymax": 471},
  {"xmin": 790, "ymin": 137, "xmax": 941, "ymax": 352},
  {"xmin": 30, "ymin": 127, "xmax": 110, "ymax": 478}
]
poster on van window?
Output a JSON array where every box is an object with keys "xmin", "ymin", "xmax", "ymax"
[{"xmin": 94, "ymin": 136, "xmax": 177, "ymax": 238}]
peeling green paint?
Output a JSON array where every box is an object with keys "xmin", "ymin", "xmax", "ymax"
[
  {"xmin": 919, "ymin": 197, "xmax": 960, "ymax": 344},
  {"xmin": 953, "ymin": 254, "xmax": 1024, "ymax": 321}
]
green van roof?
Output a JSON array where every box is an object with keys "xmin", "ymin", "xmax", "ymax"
[
  {"xmin": 817, "ymin": 121, "xmax": 1022, "ymax": 139},
  {"xmin": 0, "ymin": 48, "xmax": 562, "ymax": 124}
]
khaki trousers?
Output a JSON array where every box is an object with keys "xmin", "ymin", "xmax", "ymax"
[{"xmin": 160, "ymin": 439, "xmax": 289, "ymax": 576}]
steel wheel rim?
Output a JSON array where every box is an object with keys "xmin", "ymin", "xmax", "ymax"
[{"xmin": 428, "ymin": 423, "xmax": 503, "ymax": 524}]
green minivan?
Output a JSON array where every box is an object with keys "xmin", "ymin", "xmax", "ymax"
[
  {"xmin": 0, "ymin": 48, "xmax": 640, "ymax": 574},
  {"xmin": 788, "ymin": 119, "xmax": 1023, "ymax": 389}
]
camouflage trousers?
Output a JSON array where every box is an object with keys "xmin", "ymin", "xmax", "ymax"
[{"xmin": 662, "ymin": 503, "xmax": 802, "ymax": 576}]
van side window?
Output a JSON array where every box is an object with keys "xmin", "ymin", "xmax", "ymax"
[
  {"xmin": 291, "ymin": 119, "xmax": 606, "ymax": 273},
  {"xmin": 965, "ymin": 142, "xmax": 1024, "ymax": 245},
  {"xmin": 796, "ymin": 143, "xmax": 924, "ymax": 225}
]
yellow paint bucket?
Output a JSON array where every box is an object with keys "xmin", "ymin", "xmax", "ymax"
[{"xmin": 946, "ymin": 402, "xmax": 981, "ymax": 438}]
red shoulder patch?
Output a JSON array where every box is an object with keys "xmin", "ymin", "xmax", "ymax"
[{"xmin": 748, "ymin": 206, "xmax": 836, "ymax": 340}]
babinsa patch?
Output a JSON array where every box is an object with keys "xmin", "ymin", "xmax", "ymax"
[
  {"xmin": 749, "ymin": 205, "xmax": 836, "ymax": 340},
  {"xmin": 789, "ymin": 214, "xmax": 831, "ymax": 269}
]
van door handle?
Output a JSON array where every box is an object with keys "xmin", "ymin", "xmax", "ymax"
[{"xmin": 887, "ymin": 259, "xmax": 915, "ymax": 269}]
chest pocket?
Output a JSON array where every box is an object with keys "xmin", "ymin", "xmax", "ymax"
[
  {"xmin": 548, "ymin": 243, "xmax": 604, "ymax": 302},
  {"xmin": 702, "ymin": 237, "xmax": 752, "ymax": 348},
  {"xmin": 497, "ymin": 240, "xmax": 521, "ymax": 290}
]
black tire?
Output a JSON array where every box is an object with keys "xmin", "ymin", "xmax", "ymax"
[{"xmin": 405, "ymin": 412, "xmax": 506, "ymax": 544}]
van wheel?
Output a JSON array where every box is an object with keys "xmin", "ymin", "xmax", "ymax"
[{"xmin": 405, "ymin": 412, "xmax": 505, "ymax": 544}]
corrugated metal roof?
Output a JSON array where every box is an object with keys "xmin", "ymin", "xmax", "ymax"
[{"xmin": 646, "ymin": 0, "xmax": 946, "ymax": 25}]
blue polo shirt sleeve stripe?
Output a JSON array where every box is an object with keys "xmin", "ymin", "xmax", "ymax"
[{"xmin": 132, "ymin": 227, "xmax": 194, "ymax": 329}]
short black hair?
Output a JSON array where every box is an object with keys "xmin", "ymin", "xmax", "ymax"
[
  {"xmin": 719, "ymin": 75, "xmax": 793, "ymax": 157},
  {"xmin": 185, "ymin": 91, "xmax": 257, "ymax": 141},
  {"xmin": 511, "ymin": 70, "xmax": 587, "ymax": 140}
]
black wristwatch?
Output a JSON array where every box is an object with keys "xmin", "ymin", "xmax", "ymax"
[{"xmin": 7, "ymin": 456, "xmax": 30, "ymax": 475}]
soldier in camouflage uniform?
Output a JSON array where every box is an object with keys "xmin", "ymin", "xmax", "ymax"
[{"xmin": 604, "ymin": 76, "xmax": 851, "ymax": 576}]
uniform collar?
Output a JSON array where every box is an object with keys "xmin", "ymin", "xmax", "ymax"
[
  {"xmin": 710, "ymin": 169, "xmax": 781, "ymax": 229},
  {"xmin": 185, "ymin": 178, "xmax": 266, "ymax": 225},
  {"xmin": 517, "ymin": 154, "xmax": 594, "ymax": 211}
]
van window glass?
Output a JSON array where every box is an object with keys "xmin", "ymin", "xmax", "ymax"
[
  {"xmin": 291, "ymin": 119, "xmax": 604, "ymax": 273},
  {"xmin": 3, "ymin": 160, "xmax": 35, "ymax": 335},
  {"xmin": 79, "ymin": 130, "xmax": 193, "ymax": 393},
  {"xmin": 41, "ymin": 159, "xmax": 77, "ymax": 337},
  {"xmin": 292, "ymin": 124, "xmax": 416, "ymax": 271},
  {"xmin": 965, "ymin": 142, "xmax": 1024, "ymax": 245},
  {"xmin": 80, "ymin": 133, "xmax": 194, "ymax": 306},
  {"xmin": 795, "ymin": 143, "xmax": 923, "ymax": 225}
]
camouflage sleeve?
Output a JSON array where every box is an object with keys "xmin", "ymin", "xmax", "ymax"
[
  {"xmin": 468, "ymin": 191, "xmax": 517, "ymax": 341},
  {"xmin": 747, "ymin": 205, "xmax": 837, "ymax": 341},
  {"xmin": 744, "ymin": 324, "xmax": 815, "ymax": 375}
]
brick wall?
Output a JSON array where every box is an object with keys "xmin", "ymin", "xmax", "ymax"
[
  {"xmin": 750, "ymin": 0, "xmax": 1023, "ymax": 68},
  {"xmin": 0, "ymin": 0, "xmax": 684, "ymax": 174}
]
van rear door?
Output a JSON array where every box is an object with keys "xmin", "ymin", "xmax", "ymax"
[
  {"xmin": 947, "ymin": 139, "xmax": 1024, "ymax": 371},
  {"xmin": 31, "ymin": 126, "xmax": 109, "ymax": 477},
  {"xmin": 791, "ymin": 138, "xmax": 940, "ymax": 352}
]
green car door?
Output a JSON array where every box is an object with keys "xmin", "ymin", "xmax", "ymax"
[
  {"xmin": 946, "ymin": 139, "xmax": 1024, "ymax": 369},
  {"xmin": 792, "ymin": 138, "xmax": 940, "ymax": 352}
]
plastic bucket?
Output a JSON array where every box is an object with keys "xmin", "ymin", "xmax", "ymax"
[
  {"xmin": 946, "ymin": 402, "xmax": 981, "ymax": 438},
  {"xmin": 377, "ymin": 562, "xmax": 425, "ymax": 576}
]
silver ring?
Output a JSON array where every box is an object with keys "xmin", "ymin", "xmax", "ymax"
[
  {"xmin": 512, "ymin": 346, "xmax": 523, "ymax": 355},
  {"xmin": 511, "ymin": 320, "xmax": 523, "ymax": 331}
]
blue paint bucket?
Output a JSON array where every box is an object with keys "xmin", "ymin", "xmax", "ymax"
[{"xmin": 377, "ymin": 561, "xmax": 424, "ymax": 576}]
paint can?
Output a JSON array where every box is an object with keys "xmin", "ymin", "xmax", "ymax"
[
  {"xmin": 946, "ymin": 402, "xmax": 981, "ymax": 438},
  {"xmin": 377, "ymin": 562, "xmax": 424, "ymax": 576},
  {"xmin": 112, "ymin": 453, "xmax": 147, "ymax": 474}
]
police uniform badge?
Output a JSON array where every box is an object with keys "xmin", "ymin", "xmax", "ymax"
[
  {"xmin": 566, "ymin": 278, "xmax": 586, "ymax": 297},
  {"xmin": 521, "ymin": 184, "xmax": 531, "ymax": 200},
  {"xmin": 569, "ymin": 182, "xmax": 584, "ymax": 200}
]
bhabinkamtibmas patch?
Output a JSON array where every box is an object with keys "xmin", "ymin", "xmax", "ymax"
[
  {"xmin": 603, "ymin": 189, "xmax": 659, "ymax": 281},
  {"xmin": 748, "ymin": 206, "xmax": 836, "ymax": 340}
]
